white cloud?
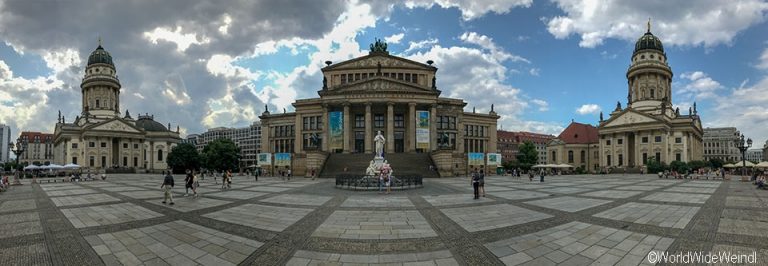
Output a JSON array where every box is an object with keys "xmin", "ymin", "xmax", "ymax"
[
  {"xmin": 144, "ymin": 26, "xmax": 211, "ymax": 52},
  {"xmin": 459, "ymin": 32, "xmax": 530, "ymax": 63},
  {"xmin": 546, "ymin": 0, "xmax": 768, "ymax": 48},
  {"xmin": 384, "ymin": 33, "xmax": 404, "ymax": 44},
  {"xmin": 405, "ymin": 38, "xmax": 439, "ymax": 53},
  {"xmin": 402, "ymin": 0, "xmax": 533, "ymax": 20},
  {"xmin": 757, "ymin": 47, "xmax": 768, "ymax": 70},
  {"xmin": 531, "ymin": 99, "xmax": 548, "ymax": 111},
  {"xmin": 705, "ymin": 76, "xmax": 768, "ymax": 144},
  {"xmin": 218, "ymin": 14, "xmax": 233, "ymax": 35},
  {"xmin": 576, "ymin": 104, "xmax": 600, "ymax": 115},
  {"xmin": 678, "ymin": 71, "xmax": 723, "ymax": 99},
  {"xmin": 529, "ymin": 68, "xmax": 540, "ymax": 76}
]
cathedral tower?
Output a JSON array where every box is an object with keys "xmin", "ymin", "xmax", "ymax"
[
  {"xmin": 626, "ymin": 20, "xmax": 673, "ymax": 114},
  {"xmin": 81, "ymin": 39, "xmax": 121, "ymax": 120}
]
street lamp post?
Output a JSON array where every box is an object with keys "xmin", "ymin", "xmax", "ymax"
[
  {"xmin": 734, "ymin": 133, "xmax": 752, "ymax": 179},
  {"xmin": 10, "ymin": 140, "xmax": 26, "ymax": 185}
]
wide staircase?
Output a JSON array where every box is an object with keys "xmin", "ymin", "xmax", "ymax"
[{"xmin": 319, "ymin": 153, "xmax": 440, "ymax": 178}]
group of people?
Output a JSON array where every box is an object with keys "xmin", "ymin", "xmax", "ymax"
[
  {"xmin": 0, "ymin": 175, "xmax": 9, "ymax": 191},
  {"xmin": 379, "ymin": 163, "xmax": 393, "ymax": 194},
  {"xmin": 161, "ymin": 169, "xmax": 230, "ymax": 205}
]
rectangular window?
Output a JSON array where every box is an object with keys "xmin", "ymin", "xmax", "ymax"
[
  {"xmin": 606, "ymin": 155, "xmax": 612, "ymax": 166},
  {"xmin": 606, "ymin": 140, "xmax": 611, "ymax": 145},
  {"xmin": 133, "ymin": 157, "xmax": 138, "ymax": 167},
  {"xmin": 355, "ymin": 115, "xmax": 365, "ymax": 128},
  {"xmin": 449, "ymin": 116, "xmax": 456, "ymax": 129},
  {"xmin": 413, "ymin": 74, "xmax": 418, "ymax": 84},
  {"xmin": 101, "ymin": 156, "xmax": 106, "ymax": 167},
  {"xmin": 101, "ymin": 142, "xmax": 107, "ymax": 148},
  {"xmin": 123, "ymin": 157, "xmax": 128, "ymax": 166},
  {"xmin": 89, "ymin": 142, "xmax": 95, "ymax": 148},
  {"xmin": 405, "ymin": 73, "xmax": 411, "ymax": 82},
  {"xmin": 397, "ymin": 73, "xmax": 404, "ymax": 80},
  {"xmin": 134, "ymin": 144, "xmax": 139, "ymax": 149},
  {"xmin": 89, "ymin": 156, "xmax": 94, "ymax": 167},
  {"xmin": 675, "ymin": 137, "xmax": 682, "ymax": 143},
  {"xmin": 617, "ymin": 139, "xmax": 623, "ymax": 145},
  {"xmin": 317, "ymin": 115, "xmax": 323, "ymax": 130},
  {"xmin": 157, "ymin": 150, "xmax": 163, "ymax": 161},
  {"xmin": 641, "ymin": 137, "xmax": 648, "ymax": 143},
  {"xmin": 374, "ymin": 114, "xmax": 384, "ymax": 128},
  {"xmin": 655, "ymin": 152, "xmax": 661, "ymax": 162},
  {"xmin": 655, "ymin": 136, "xmax": 662, "ymax": 142},
  {"xmin": 362, "ymin": 73, "xmax": 368, "ymax": 80},
  {"xmin": 72, "ymin": 143, "xmax": 78, "ymax": 149},
  {"xmin": 676, "ymin": 153, "xmax": 681, "ymax": 161},
  {"xmin": 72, "ymin": 157, "xmax": 78, "ymax": 165},
  {"xmin": 303, "ymin": 117, "xmax": 309, "ymax": 130},
  {"xmin": 394, "ymin": 114, "xmax": 404, "ymax": 128},
  {"xmin": 123, "ymin": 143, "xmax": 128, "ymax": 149},
  {"xmin": 568, "ymin": 151, "xmax": 574, "ymax": 163},
  {"xmin": 354, "ymin": 73, "xmax": 360, "ymax": 81},
  {"xmin": 643, "ymin": 153, "xmax": 648, "ymax": 164},
  {"xmin": 618, "ymin": 154, "xmax": 623, "ymax": 166}
]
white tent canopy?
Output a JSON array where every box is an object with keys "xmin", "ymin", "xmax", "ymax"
[
  {"xmin": 532, "ymin": 164, "xmax": 559, "ymax": 168},
  {"xmin": 63, "ymin": 163, "xmax": 81, "ymax": 169},
  {"xmin": 556, "ymin": 164, "xmax": 575, "ymax": 168},
  {"xmin": 734, "ymin": 161, "xmax": 756, "ymax": 167},
  {"xmin": 723, "ymin": 163, "xmax": 737, "ymax": 168},
  {"xmin": 23, "ymin": 165, "xmax": 40, "ymax": 170},
  {"xmin": 43, "ymin": 164, "xmax": 64, "ymax": 170},
  {"xmin": 755, "ymin": 161, "xmax": 768, "ymax": 168}
]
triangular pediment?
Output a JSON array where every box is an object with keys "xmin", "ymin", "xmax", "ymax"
[
  {"xmin": 86, "ymin": 119, "xmax": 142, "ymax": 133},
  {"xmin": 322, "ymin": 53, "xmax": 436, "ymax": 71},
  {"xmin": 601, "ymin": 109, "xmax": 662, "ymax": 128},
  {"xmin": 327, "ymin": 77, "xmax": 439, "ymax": 95}
]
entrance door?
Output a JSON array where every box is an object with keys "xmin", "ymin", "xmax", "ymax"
[
  {"xmin": 394, "ymin": 131, "xmax": 404, "ymax": 153},
  {"xmin": 354, "ymin": 131, "xmax": 365, "ymax": 153}
]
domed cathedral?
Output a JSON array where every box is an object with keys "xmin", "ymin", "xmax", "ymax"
[
  {"xmin": 259, "ymin": 39, "xmax": 499, "ymax": 177},
  {"xmin": 53, "ymin": 39, "xmax": 181, "ymax": 173},
  {"xmin": 598, "ymin": 21, "xmax": 703, "ymax": 170}
]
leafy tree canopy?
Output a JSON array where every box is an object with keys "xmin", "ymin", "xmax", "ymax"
[
  {"xmin": 516, "ymin": 141, "xmax": 539, "ymax": 170},
  {"xmin": 167, "ymin": 143, "xmax": 201, "ymax": 174},
  {"xmin": 201, "ymin": 138, "xmax": 241, "ymax": 172}
]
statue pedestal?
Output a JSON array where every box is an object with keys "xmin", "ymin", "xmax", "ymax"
[{"xmin": 372, "ymin": 158, "xmax": 385, "ymax": 170}]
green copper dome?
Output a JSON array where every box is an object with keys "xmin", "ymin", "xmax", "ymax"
[
  {"xmin": 87, "ymin": 45, "xmax": 114, "ymax": 66},
  {"xmin": 633, "ymin": 31, "xmax": 664, "ymax": 55}
]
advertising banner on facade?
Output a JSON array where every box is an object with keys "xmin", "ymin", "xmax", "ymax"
[
  {"xmin": 468, "ymin": 153, "xmax": 484, "ymax": 166},
  {"xmin": 257, "ymin": 153, "xmax": 271, "ymax": 165},
  {"xmin": 329, "ymin": 111, "xmax": 344, "ymax": 150},
  {"xmin": 487, "ymin": 153, "xmax": 501, "ymax": 166},
  {"xmin": 274, "ymin": 153, "xmax": 291, "ymax": 167},
  {"xmin": 416, "ymin": 111, "xmax": 430, "ymax": 149}
]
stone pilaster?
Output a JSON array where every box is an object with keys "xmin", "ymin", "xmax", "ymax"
[
  {"xmin": 364, "ymin": 102, "xmax": 372, "ymax": 153},
  {"xmin": 386, "ymin": 102, "xmax": 394, "ymax": 154},
  {"xmin": 343, "ymin": 103, "xmax": 350, "ymax": 153},
  {"xmin": 430, "ymin": 104, "xmax": 437, "ymax": 151},
  {"xmin": 407, "ymin": 103, "xmax": 416, "ymax": 153},
  {"xmin": 322, "ymin": 104, "xmax": 329, "ymax": 152}
]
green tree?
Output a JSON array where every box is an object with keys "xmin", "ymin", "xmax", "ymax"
[
  {"xmin": 201, "ymin": 138, "xmax": 241, "ymax": 172},
  {"xmin": 646, "ymin": 156, "xmax": 667, "ymax": 173},
  {"xmin": 687, "ymin": 160, "xmax": 707, "ymax": 171},
  {"xmin": 708, "ymin": 158, "xmax": 724, "ymax": 169},
  {"xmin": 516, "ymin": 141, "xmax": 538, "ymax": 170},
  {"xmin": 669, "ymin": 161, "xmax": 690, "ymax": 173},
  {"xmin": 167, "ymin": 143, "xmax": 201, "ymax": 174}
]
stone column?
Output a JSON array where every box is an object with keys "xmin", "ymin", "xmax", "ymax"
[
  {"xmin": 430, "ymin": 104, "xmax": 437, "ymax": 152},
  {"xmin": 386, "ymin": 102, "xmax": 394, "ymax": 154},
  {"xmin": 322, "ymin": 104, "xmax": 329, "ymax": 151},
  {"xmin": 294, "ymin": 113, "xmax": 302, "ymax": 154},
  {"xmin": 343, "ymin": 103, "xmax": 350, "ymax": 153},
  {"xmin": 364, "ymin": 102, "xmax": 372, "ymax": 153},
  {"xmin": 407, "ymin": 103, "xmax": 416, "ymax": 153}
]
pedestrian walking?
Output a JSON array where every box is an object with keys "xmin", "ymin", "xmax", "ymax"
[
  {"xmin": 479, "ymin": 169, "xmax": 486, "ymax": 197},
  {"xmin": 539, "ymin": 169, "xmax": 545, "ymax": 182},
  {"xmin": 287, "ymin": 169, "xmax": 292, "ymax": 181},
  {"xmin": 254, "ymin": 168, "xmax": 259, "ymax": 182},
  {"xmin": 310, "ymin": 168, "xmax": 316, "ymax": 180},
  {"xmin": 161, "ymin": 171, "xmax": 175, "ymax": 205},
  {"xmin": 471, "ymin": 168, "xmax": 480, "ymax": 199},
  {"xmin": 184, "ymin": 169, "xmax": 194, "ymax": 197}
]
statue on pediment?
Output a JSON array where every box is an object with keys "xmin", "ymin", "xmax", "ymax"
[{"xmin": 369, "ymin": 38, "xmax": 388, "ymax": 53}]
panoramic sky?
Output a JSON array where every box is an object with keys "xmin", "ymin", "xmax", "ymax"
[{"xmin": 1, "ymin": 0, "xmax": 768, "ymax": 147}]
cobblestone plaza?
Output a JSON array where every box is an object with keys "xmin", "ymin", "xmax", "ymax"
[{"xmin": 0, "ymin": 174, "xmax": 766, "ymax": 265}]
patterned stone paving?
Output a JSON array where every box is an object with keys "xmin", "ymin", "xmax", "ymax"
[
  {"xmin": 3, "ymin": 173, "xmax": 767, "ymax": 265},
  {"xmin": 312, "ymin": 210, "xmax": 437, "ymax": 239},
  {"xmin": 485, "ymin": 221, "xmax": 673, "ymax": 265},
  {"xmin": 61, "ymin": 203, "xmax": 163, "ymax": 228},
  {"xmin": 203, "ymin": 204, "xmax": 313, "ymax": 232},
  {"xmin": 594, "ymin": 202, "xmax": 700, "ymax": 229},
  {"xmin": 440, "ymin": 204, "xmax": 552, "ymax": 232},
  {"xmin": 525, "ymin": 196, "xmax": 612, "ymax": 212}
]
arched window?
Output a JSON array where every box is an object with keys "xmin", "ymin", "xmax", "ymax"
[
  {"xmin": 650, "ymin": 89, "xmax": 654, "ymax": 99},
  {"xmin": 568, "ymin": 151, "xmax": 574, "ymax": 163},
  {"xmin": 551, "ymin": 151, "xmax": 557, "ymax": 163},
  {"xmin": 157, "ymin": 149, "xmax": 163, "ymax": 161},
  {"xmin": 96, "ymin": 99, "xmax": 100, "ymax": 108},
  {"xmin": 580, "ymin": 150, "xmax": 586, "ymax": 163}
]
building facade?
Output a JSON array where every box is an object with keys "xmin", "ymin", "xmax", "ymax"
[
  {"xmin": 497, "ymin": 130, "xmax": 553, "ymax": 164},
  {"xmin": 0, "ymin": 124, "xmax": 9, "ymax": 162},
  {"xmin": 598, "ymin": 23, "xmax": 704, "ymax": 168},
  {"xmin": 259, "ymin": 42, "xmax": 498, "ymax": 177},
  {"xmin": 18, "ymin": 132, "xmax": 54, "ymax": 165},
  {"xmin": 703, "ymin": 127, "xmax": 740, "ymax": 162},
  {"xmin": 746, "ymin": 149, "xmax": 763, "ymax": 163},
  {"xmin": 190, "ymin": 122, "xmax": 261, "ymax": 169},
  {"xmin": 547, "ymin": 122, "xmax": 600, "ymax": 171},
  {"xmin": 53, "ymin": 42, "xmax": 181, "ymax": 172}
]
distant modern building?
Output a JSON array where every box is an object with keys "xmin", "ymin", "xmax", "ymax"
[
  {"xmin": 746, "ymin": 149, "xmax": 763, "ymax": 163},
  {"xmin": 0, "ymin": 124, "xmax": 9, "ymax": 162},
  {"xmin": 182, "ymin": 134, "xmax": 199, "ymax": 146},
  {"xmin": 598, "ymin": 21, "xmax": 703, "ymax": 168},
  {"xmin": 18, "ymin": 131, "xmax": 54, "ymax": 166},
  {"xmin": 497, "ymin": 130, "xmax": 554, "ymax": 164},
  {"xmin": 53, "ymin": 41, "xmax": 181, "ymax": 172},
  {"xmin": 547, "ymin": 122, "xmax": 599, "ymax": 172},
  {"xmin": 702, "ymin": 127, "xmax": 740, "ymax": 162},
  {"xmin": 190, "ymin": 122, "xmax": 261, "ymax": 169}
]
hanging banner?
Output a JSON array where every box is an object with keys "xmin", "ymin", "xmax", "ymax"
[
  {"xmin": 468, "ymin": 153, "xmax": 484, "ymax": 166},
  {"xmin": 416, "ymin": 110, "xmax": 430, "ymax": 149},
  {"xmin": 329, "ymin": 111, "xmax": 344, "ymax": 150},
  {"xmin": 274, "ymin": 153, "xmax": 291, "ymax": 167},
  {"xmin": 487, "ymin": 153, "xmax": 501, "ymax": 166},
  {"xmin": 257, "ymin": 153, "xmax": 272, "ymax": 165}
]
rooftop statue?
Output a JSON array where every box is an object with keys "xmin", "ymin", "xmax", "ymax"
[{"xmin": 369, "ymin": 38, "xmax": 388, "ymax": 53}]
